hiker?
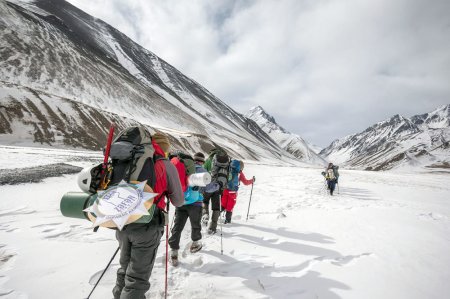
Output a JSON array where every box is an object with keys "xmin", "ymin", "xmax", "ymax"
[
  {"xmin": 113, "ymin": 131, "xmax": 184, "ymax": 299},
  {"xmin": 324, "ymin": 162, "xmax": 339, "ymax": 196},
  {"xmin": 168, "ymin": 152, "xmax": 206, "ymax": 266},
  {"xmin": 202, "ymin": 147, "xmax": 230, "ymax": 234},
  {"xmin": 221, "ymin": 160, "xmax": 254, "ymax": 224}
]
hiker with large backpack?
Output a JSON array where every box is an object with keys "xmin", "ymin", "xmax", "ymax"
[
  {"xmin": 221, "ymin": 160, "xmax": 255, "ymax": 224},
  {"xmin": 168, "ymin": 152, "xmax": 207, "ymax": 266},
  {"xmin": 324, "ymin": 162, "xmax": 340, "ymax": 196},
  {"xmin": 110, "ymin": 128, "xmax": 184, "ymax": 299},
  {"xmin": 202, "ymin": 147, "xmax": 230, "ymax": 234}
]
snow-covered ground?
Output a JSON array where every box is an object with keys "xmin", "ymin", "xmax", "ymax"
[{"xmin": 0, "ymin": 146, "xmax": 449, "ymax": 299}]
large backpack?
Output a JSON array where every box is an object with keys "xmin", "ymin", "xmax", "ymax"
[
  {"xmin": 90, "ymin": 126, "xmax": 164, "ymax": 225},
  {"xmin": 326, "ymin": 168, "xmax": 336, "ymax": 180},
  {"xmin": 176, "ymin": 152, "xmax": 196, "ymax": 177},
  {"xmin": 207, "ymin": 148, "xmax": 230, "ymax": 191},
  {"xmin": 108, "ymin": 126, "xmax": 157, "ymax": 186},
  {"xmin": 227, "ymin": 159, "xmax": 241, "ymax": 191},
  {"xmin": 204, "ymin": 147, "xmax": 227, "ymax": 172}
]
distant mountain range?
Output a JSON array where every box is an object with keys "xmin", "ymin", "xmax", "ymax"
[
  {"xmin": 245, "ymin": 106, "xmax": 325, "ymax": 164},
  {"xmin": 320, "ymin": 105, "xmax": 450, "ymax": 170}
]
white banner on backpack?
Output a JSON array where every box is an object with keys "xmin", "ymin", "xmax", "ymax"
[{"xmin": 84, "ymin": 181, "xmax": 158, "ymax": 230}]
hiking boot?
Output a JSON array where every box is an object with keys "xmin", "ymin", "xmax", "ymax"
[
  {"xmin": 170, "ymin": 249, "xmax": 179, "ymax": 267},
  {"xmin": 207, "ymin": 228, "xmax": 216, "ymax": 235},
  {"xmin": 171, "ymin": 255, "xmax": 179, "ymax": 267},
  {"xmin": 190, "ymin": 241, "xmax": 202, "ymax": 253}
]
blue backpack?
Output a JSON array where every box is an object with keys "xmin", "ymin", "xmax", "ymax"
[
  {"xmin": 184, "ymin": 164, "xmax": 207, "ymax": 205},
  {"xmin": 227, "ymin": 160, "xmax": 241, "ymax": 191}
]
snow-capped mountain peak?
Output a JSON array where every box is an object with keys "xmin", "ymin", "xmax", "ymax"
[
  {"xmin": 411, "ymin": 104, "xmax": 450, "ymax": 129},
  {"xmin": 245, "ymin": 106, "xmax": 325, "ymax": 164},
  {"xmin": 321, "ymin": 105, "xmax": 450, "ymax": 170}
]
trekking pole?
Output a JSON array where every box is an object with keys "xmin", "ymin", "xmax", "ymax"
[
  {"xmin": 337, "ymin": 182, "xmax": 340, "ymax": 194},
  {"xmin": 165, "ymin": 200, "xmax": 170, "ymax": 299},
  {"xmin": 86, "ymin": 246, "xmax": 120, "ymax": 299},
  {"xmin": 245, "ymin": 178, "xmax": 255, "ymax": 221},
  {"xmin": 220, "ymin": 210, "xmax": 224, "ymax": 255}
]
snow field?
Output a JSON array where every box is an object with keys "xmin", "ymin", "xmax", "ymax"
[{"xmin": 0, "ymin": 150, "xmax": 449, "ymax": 298}]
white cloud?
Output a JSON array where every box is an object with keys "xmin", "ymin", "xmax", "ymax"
[{"xmin": 67, "ymin": 0, "xmax": 450, "ymax": 146}]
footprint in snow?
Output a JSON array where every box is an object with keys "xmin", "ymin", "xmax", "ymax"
[
  {"xmin": 88, "ymin": 264, "xmax": 119, "ymax": 285},
  {"xmin": 418, "ymin": 212, "xmax": 445, "ymax": 221},
  {"xmin": 272, "ymin": 252, "xmax": 374, "ymax": 278}
]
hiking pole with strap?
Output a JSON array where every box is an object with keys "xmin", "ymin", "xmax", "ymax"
[
  {"xmin": 245, "ymin": 177, "xmax": 255, "ymax": 221},
  {"xmin": 165, "ymin": 199, "xmax": 170, "ymax": 299},
  {"xmin": 85, "ymin": 246, "xmax": 120, "ymax": 299}
]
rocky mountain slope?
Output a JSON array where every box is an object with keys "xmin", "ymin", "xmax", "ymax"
[
  {"xmin": 0, "ymin": 0, "xmax": 293, "ymax": 163},
  {"xmin": 320, "ymin": 105, "xmax": 450, "ymax": 170},
  {"xmin": 245, "ymin": 106, "xmax": 325, "ymax": 165}
]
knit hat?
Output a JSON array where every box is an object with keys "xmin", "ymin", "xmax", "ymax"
[
  {"xmin": 152, "ymin": 131, "xmax": 170, "ymax": 153},
  {"xmin": 193, "ymin": 152, "xmax": 205, "ymax": 163}
]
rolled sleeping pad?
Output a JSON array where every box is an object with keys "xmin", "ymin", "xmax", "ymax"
[
  {"xmin": 188, "ymin": 172, "xmax": 211, "ymax": 187},
  {"xmin": 60, "ymin": 182, "xmax": 156, "ymax": 228},
  {"xmin": 60, "ymin": 192, "xmax": 96, "ymax": 220}
]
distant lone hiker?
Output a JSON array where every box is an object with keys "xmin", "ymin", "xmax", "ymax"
[{"xmin": 324, "ymin": 162, "xmax": 339, "ymax": 196}]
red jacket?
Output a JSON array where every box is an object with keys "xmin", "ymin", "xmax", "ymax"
[
  {"xmin": 239, "ymin": 172, "xmax": 253, "ymax": 186},
  {"xmin": 153, "ymin": 141, "xmax": 184, "ymax": 210}
]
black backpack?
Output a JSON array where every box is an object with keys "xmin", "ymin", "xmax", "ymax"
[
  {"xmin": 108, "ymin": 126, "xmax": 156, "ymax": 187},
  {"xmin": 205, "ymin": 148, "xmax": 230, "ymax": 191}
]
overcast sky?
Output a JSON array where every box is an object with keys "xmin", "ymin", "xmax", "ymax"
[{"xmin": 67, "ymin": 0, "xmax": 450, "ymax": 147}]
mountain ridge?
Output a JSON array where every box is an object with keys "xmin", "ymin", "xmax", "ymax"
[{"xmin": 320, "ymin": 104, "xmax": 450, "ymax": 170}]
